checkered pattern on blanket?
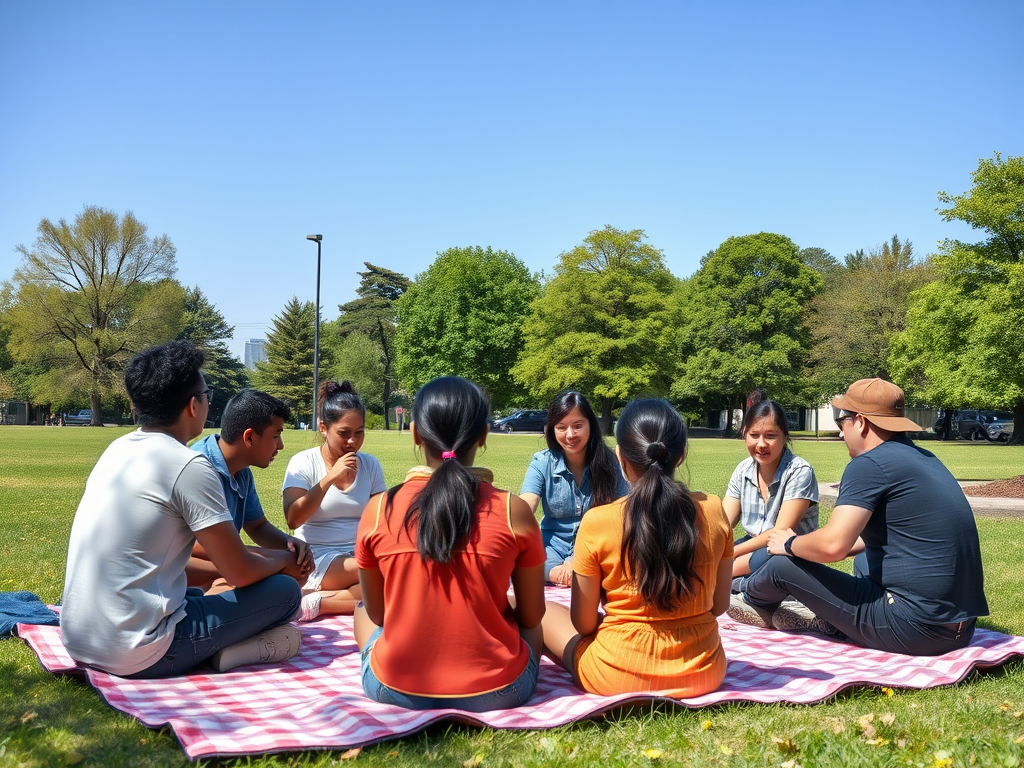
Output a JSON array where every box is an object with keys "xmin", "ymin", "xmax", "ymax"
[{"xmin": 18, "ymin": 590, "xmax": 1024, "ymax": 760}]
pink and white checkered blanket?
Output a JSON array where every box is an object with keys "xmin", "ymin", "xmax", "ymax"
[{"xmin": 18, "ymin": 590, "xmax": 1024, "ymax": 760}]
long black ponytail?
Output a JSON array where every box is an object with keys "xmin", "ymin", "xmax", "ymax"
[
  {"xmin": 616, "ymin": 398, "xmax": 701, "ymax": 611},
  {"xmin": 391, "ymin": 376, "xmax": 491, "ymax": 563}
]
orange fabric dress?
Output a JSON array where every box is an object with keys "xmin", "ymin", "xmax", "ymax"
[
  {"xmin": 355, "ymin": 470, "xmax": 545, "ymax": 697},
  {"xmin": 571, "ymin": 492, "xmax": 733, "ymax": 697}
]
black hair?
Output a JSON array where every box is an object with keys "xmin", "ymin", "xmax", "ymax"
[
  {"xmin": 319, "ymin": 380, "xmax": 365, "ymax": 427},
  {"xmin": 544, "ymin": 391, "xmax": 622, "ymax": 507},
  {"xmin": 615, "ymin": 398, "xmax": 701, "ymax": 612},
  {"xmin": 124, "ymin": 340, "xmax": 205, "ymax": 427},
  {"xmin": 220, "ymin": 389, "xmax": 292, "ymax": 444},
  {"xmin": 387, "ymin": 376, "xmax": 490, "ymax": 563},
  {"xmin": 740, "ymin": 389, "xmax": 790, "ymax": 442}
]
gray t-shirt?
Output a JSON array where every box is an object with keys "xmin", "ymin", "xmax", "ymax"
[
  {"xmin": 60, "ymin": 430, "xmax": 232, "ymax": 676},
  {"xmin": 725, "ymin": 448, "xmax": 819, "ymax": 538}
]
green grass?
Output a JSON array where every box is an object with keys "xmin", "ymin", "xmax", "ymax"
[{"xmin": 1, "ymin": 426, "xmax": 1023, "ymax": 767}]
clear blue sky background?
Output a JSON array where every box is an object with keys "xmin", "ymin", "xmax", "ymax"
[{"xmin": 2, "ymin": 1, "xmax": 1021, "ymax": 359}]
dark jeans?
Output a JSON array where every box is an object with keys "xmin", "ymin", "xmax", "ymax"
[
  {"xmin": 743, "ymin": 554, "xmax": 975, "ymax": 656},
  {"xmin": 127, "ymin": 574, "xmax": 301, "ymax": 678},
  {"xmin": 731, "ymin": 535, "xmax": 774, "ymax": 592}
]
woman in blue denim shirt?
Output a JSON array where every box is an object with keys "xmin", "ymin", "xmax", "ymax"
[{"xmin": 519, "ymin": 392, "xmax": 629, "ymax": 586}]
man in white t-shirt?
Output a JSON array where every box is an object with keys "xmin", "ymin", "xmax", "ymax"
[{"xmin": 60, "ymin": 341, "xmax": 303, "ymax": 677}]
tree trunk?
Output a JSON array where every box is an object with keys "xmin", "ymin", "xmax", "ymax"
[
  {"xmin": 1009, "ymin": 402, "xmax": 1024, "ymax": 446},
  {"xmin": 600, "ymin": 397, "xmax": 614, "ymax": 437},
  {"xmin": 89, "ymin": 390, "xmax": 103, "ymax": 426},
  {"xmin": 383, "ymin": 379, "xmax": 392, "ymax": 430}
]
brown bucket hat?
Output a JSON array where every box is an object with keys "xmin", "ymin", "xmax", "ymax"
[{"xmin": 830, "ymin": 378, "xmax": 922, "ymax": 432}]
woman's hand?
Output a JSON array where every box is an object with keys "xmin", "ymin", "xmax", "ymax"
[
  {"xmin": 548, "ymin": 563, "xmax": 573, "ymax": 587},
  {"xmin": 323, "ymin": 451, "xmax": 358, "ymax": 488}
]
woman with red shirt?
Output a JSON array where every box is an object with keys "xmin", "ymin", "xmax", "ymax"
[{"xmin": 354, "ymin": 376, "xmax": 546, "ymax": 711}]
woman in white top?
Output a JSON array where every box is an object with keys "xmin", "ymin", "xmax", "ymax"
[{"xmin": 283, "ymin": 380, "xmax": 386, "ymax": 619}]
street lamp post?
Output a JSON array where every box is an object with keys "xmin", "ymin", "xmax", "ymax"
[{"xmin": 306, "ymin": 234, "xmax": 323, "ymax": 430}]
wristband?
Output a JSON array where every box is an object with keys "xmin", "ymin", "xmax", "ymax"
[{"xmin": 783, "ymin": 535, "xmax": 797, "ymax": 557}]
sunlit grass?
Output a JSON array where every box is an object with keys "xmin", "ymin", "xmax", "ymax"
[{"xmin": 0, "ymin": 425, "xmax": 1022, "ymax": 766}]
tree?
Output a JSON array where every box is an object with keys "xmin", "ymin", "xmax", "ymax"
[
  {"xmin": 805, "ymin": 235, "xmax": 933, "ymax": 402},
  {"xmin": 890, "ymin": 154, "xmax": 1024, "ymax": 442},
  {"xmin": 177, "ymin": 286, "xmax": 250, "ymax": 424},
  {"xmin": 513, "ymin": 226, "xmax": 679, "ymax": 433},
  {"xmin": 335, "ymin": 263, "xmax": 410, "ymax": 428},
  {"xmin": 326, "ymin": 330, "xmax": 386, "ymax": 415},
  {"xmin": 395, "ymin": 246, "xmax": 539, "ymax": 408},
  {"xmin": 671, "ymin": 232, "xmax": 822, "ymax": 433},
  {"xmin": 7, "ymin": 206, "xmax": 180, "ymax": 424},
  {"xmin": 252, "ymin": 297, "xmax": 319, "ymax": 424},
  {"xmin": 799, "ymin": 247, "xmax": 842, "ymax": 286}
]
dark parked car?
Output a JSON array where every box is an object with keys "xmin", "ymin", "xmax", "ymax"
[
  {"xmin": 491, "ymin": 410, "xmax": 547, "ymax": 433},
  {"xmin": 955, "ymin": 410, "xmax": 1014, "ymax": 442}
]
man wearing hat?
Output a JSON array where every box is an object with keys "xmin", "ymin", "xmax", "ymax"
[{"xmin": 729, "ymin": 378, "xmax": 988, "ymax": 655}]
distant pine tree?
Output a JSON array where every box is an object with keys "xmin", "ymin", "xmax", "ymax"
[{"xmin": 252, "ymin": 297, "xmax": 320, "ymax": 424}]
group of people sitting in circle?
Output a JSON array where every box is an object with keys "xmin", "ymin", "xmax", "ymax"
[{"xmin": 60, "ymin": 340, "xmax": 989, "ymax": 711}]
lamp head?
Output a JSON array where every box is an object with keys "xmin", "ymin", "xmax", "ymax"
[{"xmin": 306, "ymin": 234, "xmax": 322, "ymax": 242}]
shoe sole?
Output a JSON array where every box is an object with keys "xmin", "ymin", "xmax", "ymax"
[
  {"xmin": 727, "ymin": 595, "xmax": 775, "ymax": 629},
  {"xmin": 772, "ymin": 603, "xmax": 841, "ymax": 637}
]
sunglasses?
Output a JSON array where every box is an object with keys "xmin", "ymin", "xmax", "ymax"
[{"xmin": 191, "ymin": 387, "xmax": 215, "ymax": 405}]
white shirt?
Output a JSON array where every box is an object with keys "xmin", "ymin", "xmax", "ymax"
[{"xmin": 282, "ymin": 447, "xmax": 386, "ymax": 550}]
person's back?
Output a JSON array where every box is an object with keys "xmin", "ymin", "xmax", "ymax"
[{"xmin": 838, "ymin": 435, "xmax": 987, "ymax": 623}]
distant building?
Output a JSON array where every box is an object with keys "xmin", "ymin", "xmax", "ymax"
[{"xmin": 244, "ymin": 338, "xmax": 267, "ymax": 370}]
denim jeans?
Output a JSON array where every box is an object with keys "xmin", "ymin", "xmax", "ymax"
[
  {"xmin": 743, "ymin": 554, "xmax": 975, "ymax": 656},
  {"xmin": 360, "ymin": 627, "xmax": 540, "ymax": 711},
  {"xmin": 127, "ymin": 574, "xmax": 301, "ymax": 678}
]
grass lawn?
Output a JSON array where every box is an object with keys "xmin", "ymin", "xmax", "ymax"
[{"xmin": 1, "ymin": 426, "xmax": 1022, "ymax": 767}]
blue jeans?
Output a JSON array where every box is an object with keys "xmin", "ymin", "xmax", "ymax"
[
  {"xmin": 731, "ymin": 534, "xmax": 773, "ymax": 593},
  {"xmin": 127, "ymin": 574, "xmax": 301, "ymax": 678},
  {"xmin": 360, "ymin": 627, "xmax": 540, "ymax": 712},
  {"xmin": 542, "ymin": 528, "xmax": 575, "ymax": 581}
]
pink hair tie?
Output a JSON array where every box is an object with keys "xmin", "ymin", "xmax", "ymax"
[{"xmin": 441, "ymin": 451, "xmax": 457, "ymax": 460}]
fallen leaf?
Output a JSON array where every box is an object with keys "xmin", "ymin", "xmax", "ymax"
[
  {"xmin": 1014, "ymin": 735, "xmax": 1024, "ymax": 744},
  {"xmin": 825, "ymin": 717, "xmax": 845, "ymax": 734},
  {"xmin": 341, "ymin": 747, "xmax": 362, "ymax": 760},
  {"xmin": 388, "ymin": 751, "xmax": 398, "ymax": 757},
  {"xmin": 856, "ymin": 713, "xmax": 876, "ymax": 739},
  {"xmin": 537, "ymin": 737, "xmax": 558, "ymax": 754},
  {"xmin": 20, "ymin": 711, "xmax": 37, "ymax": 724},
  {"xmin": 1013, "ymin": 711, "xmax": 1023, "ymax": 719},
  {"xmin": 463, "ymin": 753, "xmax": 484, "ymax": 768},
  {"xmin": 865, "ymin": 738, "xmax": 889, "ymax": 747},
  {"xmin": 719, "ymin": 744, "xmax": 734, "ymax": 756},
  {"xmin": 896, "ymin": 738, "xmax": 907, "ymax": 749},
  {"xmin": 880, "ymin": 713, "xmax": 896, "ymax": 726},
  {"xmin": 780, "ymin": 761, "xmax": 802, "ymax": 768},
  {"xmin": 771, "ymin": 736, "xmax": 798, "ymax": 754},
  {"xmin": 643, "ymin": 748, "xmax": 664, "ymax": 759},
  {"xmin": 1000, "ymin": 702, "xmax": 1012, "ymax": 711},
  {"xmin": 62, "ymin": 753, "xmax": 85, "ymax": 766}
]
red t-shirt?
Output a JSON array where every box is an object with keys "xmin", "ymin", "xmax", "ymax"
[{"xmin": 355, "ymin": 473, "xmax": 545, "ymax": 697}]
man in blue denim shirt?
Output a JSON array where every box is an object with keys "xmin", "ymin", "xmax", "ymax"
[{"xmin": 189, "ymin": 390, "xmax": 312, "ymax": 590}]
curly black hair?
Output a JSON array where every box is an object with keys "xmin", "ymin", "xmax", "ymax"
[{"xmin": 125, "ymin": 340, "xmax": 206, "ymax": 427}]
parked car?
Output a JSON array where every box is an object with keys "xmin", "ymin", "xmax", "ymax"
[
  {"xmin": 65, "ymin": 409, "xmax": 93, "ymax": 426},
  {"xmin": 491, "ymin": 410, "xmax": 547, "ymax": 433},
  {"xmin": 956, "ymin": 410, "xmax": 1014, "ymax": 442}
]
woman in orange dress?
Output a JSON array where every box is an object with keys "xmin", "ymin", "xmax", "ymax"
[{"xmin": 541, "ymin": 398, "xmax": 734, "ymax": 697}]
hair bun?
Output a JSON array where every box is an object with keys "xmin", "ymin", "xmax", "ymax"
[{"xmin": 645, "ymin": 441, "xmax": 668, "ymax": 465}]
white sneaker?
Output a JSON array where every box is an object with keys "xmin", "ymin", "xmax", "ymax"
[
  {"xmin": 294, "ymin": 592, "xmax": 323, "ymax": 623},
  {"xmin": 209, "ymin": 625, "xmax": 301, "ymax": 672}
]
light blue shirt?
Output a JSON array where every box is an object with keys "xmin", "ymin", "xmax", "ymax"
[
  {"xmin": 725, "ymin": 447, "xmax": 818, "ymax": 538},
  {"xmin": 192, "ymin": 434, "xmax": 264, "ymax": 532}
]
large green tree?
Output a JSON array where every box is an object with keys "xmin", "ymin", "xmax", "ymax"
[
  {"xmin": 252, "ymin": 297, "xmax": 319, "ymax": 425},
  {"xmin": 177, "ymin": 286, "xmax": 250, "ymax": 424},
  {"xmin": 325, "ymin": 330, "xmax": 386, "ymax": 415},
  {"xmin": 890, "ymin": 153, "xmax": 1024, "ymax": 442},
  {"xmin": 805, "ymin": 235, "xmax": 933, "ymax": 402},
  {"xmin": 395, "ymin": 246, "xmax": 539, "ymax": 408},
  {"xmin": 672, "ymin": 232, "xmax": 822, "ymax": 432},
  {"xmin": 334, "ymin": 263, "xmax": 410, "ymax": 428},
  {"xmin": 513, "ymin": 226, "xmax": 679, "ymax": 433},
  {"xmin": 7, "ymin": 206, "xmax": 181, "ymax": 424}
]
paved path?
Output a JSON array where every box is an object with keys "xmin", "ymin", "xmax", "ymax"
[{"xmin": 817, "ymin": 482, "xmax": 1024, "ymax": 518}]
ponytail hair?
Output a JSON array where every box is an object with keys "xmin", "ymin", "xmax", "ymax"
[
  {"xmin": 544, "ymin": 391, "xmax": 621, "ymax": 507},
  {"xmin": 319, "ymin": 380, "xmax": 365, "ymax": 427},
  {"xmin": 615, "ymin": 399, "xmax": 701, "ymax": 611},
  {"xmin": 391, "ymin": 376, "xmax": 490, "ymax": 563},
  {"xmin": 740, "ymin": 388, "xmax": 790, "ymax": 442}
]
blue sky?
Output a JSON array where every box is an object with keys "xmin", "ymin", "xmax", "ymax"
[{"xmin": 2, "ymin": 1, "xmax": 1021, "ymax": 359}]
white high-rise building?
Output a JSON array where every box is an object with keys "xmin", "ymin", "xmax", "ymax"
[{"xmin": 244, "ymin": 338, "xmax": 267, "ymax": 370}]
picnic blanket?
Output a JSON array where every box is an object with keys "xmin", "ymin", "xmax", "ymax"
[{"xmin": 17, "ymin": 589, "xmax": 1024, "ymax": 760}]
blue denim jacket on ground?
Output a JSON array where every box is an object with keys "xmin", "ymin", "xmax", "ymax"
[{"xmin": 520, "ymin": 448, "xmax": 629, "ymax": 574}]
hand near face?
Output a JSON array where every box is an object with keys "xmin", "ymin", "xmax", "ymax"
[{"xmin": 324, "ymin": 451, "xmax": 359, "ymax": 487}]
